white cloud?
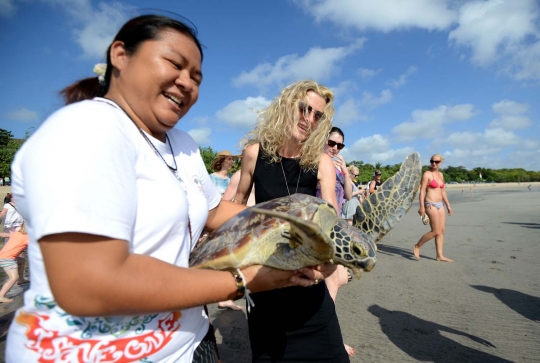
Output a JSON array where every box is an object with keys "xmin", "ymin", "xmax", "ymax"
[
  {"xmin": 489, "ymin": 100, "xmax": 532, "ymax": 130},
  {"xmin": 439, "ymin": 128, "xmax": 520, "ymax": 149},
  {"xmin": 6, "ymin": 108, "xmax": 39, "ymax": 121},
  {"xmin": 449, "ymin": 0, "xmax": 538, "ymax": 65},
  {"xmin": 439, "ymin": 128, "xmax": 532, "ymax": 169},
  {"xmin": 187, "ymin": 127, "xmax": 211, "ymax": 146},
  {"xmin": 360, "ymin": 89, "xmax": 393, "ymax": 108},
  {"xmin": 340, "ymin": 133, "xmax": 414, "ymax": 164},
  {"xmin": 387, "ymin": 66, "xmax": 417, "ymax": 88},
  {"xmin": 296, "ymin": 0, "xmax": 456, "ymax": 32},
  {"xmin": 483, "ymin": 127, "xmax": 520, "ymax": 147},
  {"xmin": 449, "ymin": 0, "xmax": 540, "ymax": 80},
  {"xmin": 334, "ymin": 89, "xmax": 392, "ymax": 125},
  {"xmin": 349, "ymin": 134, "xmax": 390, "ymax": 155},
  {"xmin": 393, "ymin": 104, "xmax": 476, "ymax": 142},
  {"xmin": 232, "ymin": 39, "xmax": 366, "ymax": 89},
  {"xmin": 505, "ymin": 38, "xmax": 540, "ymax": 80},
  {"xmin": 296, "ymin": 0, "xmax": 540, "ymax": 81},
  {"xmin": 489, "ymin": 115, "xmax": 532, "ymax": 130},
  {"xmin": 334, "ymin": 98, "xmax": 363, "ymax": 126},
  {"xmin": 331, "ymin": 80, "xmax": 358, "ymax": 98},
  {"xmin": 492, "ymin": 99, "xmax": 529, "ymax": 115},
  {"xmin": 358, "ymin": 67, "xmax": 382, "ymax": 79},
  {"xmin": 41, "ymin": 0, "xmax": 133, "ymax": 58},
  {"xmin": 0, "ymin": 0, "xmax": 15, "ymax": 17},
  {"xmin": 215, "ymin": 96, "xmax": 271, "ymax": 129}
]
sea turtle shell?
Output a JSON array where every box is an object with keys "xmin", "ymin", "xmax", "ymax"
[{"xmin": 189, "ymin": 152, "xmax": 422, "ymax": 277}]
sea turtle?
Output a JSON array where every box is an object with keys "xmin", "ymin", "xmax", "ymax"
[{"xmin": 189, "ymin": 152, "xmax": 422, "ymax": 278}]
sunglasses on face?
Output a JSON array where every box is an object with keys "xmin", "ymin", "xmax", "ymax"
[
  {"xmin": 299, "ymin": 102, "xmax": 324, "ymax": 122},
  {"xmin": 353, "ymin": 174, "xmax": 359, "ymax": 177},
  {"xmin": 430, "ymin": 160, "xmax": 441, "ymax": 164},
  {"xmin": 327, "ymin": 140, "xmax": 345, "ymax": 150}
]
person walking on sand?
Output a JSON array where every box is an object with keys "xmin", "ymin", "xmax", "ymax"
[
  {"xmin": 413, "ymin": 154, "xmax": 453, "ymax": 262},
  {"xmin": 0, "ymin": 222, "xmax": 30, "ymax": 303}
]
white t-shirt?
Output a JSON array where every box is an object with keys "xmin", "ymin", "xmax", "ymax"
[
  {"xmin": 2, "ymin": 203, "xmax": 24, "ymax": 229},
  {"xmin": 6, "ymin": 98, "xmax": 221, "ymax": 363}
]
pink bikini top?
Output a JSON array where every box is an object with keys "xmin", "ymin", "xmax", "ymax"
[{"xmin": 428, "ymin": 172, "xmax": 445, "ymax": 189}]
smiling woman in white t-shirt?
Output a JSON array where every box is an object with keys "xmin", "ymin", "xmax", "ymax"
[{"xmin": 6, "ymin": 14, "xmax": 325, "ymax": 363}]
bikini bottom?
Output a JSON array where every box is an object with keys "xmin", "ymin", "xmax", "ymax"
[{"xmin": 425, "ymin": 201, "xmax": 443, "ymax": 210}]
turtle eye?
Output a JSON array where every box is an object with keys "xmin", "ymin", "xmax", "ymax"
[{"xmin": 351, "ymin": 243, "xmax": 363, "ymax": 257}]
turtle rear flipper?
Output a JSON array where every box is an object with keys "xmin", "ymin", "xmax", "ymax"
[{"xmin": 353, "ymin": 152, "xmax": 422, "ymax": 243}]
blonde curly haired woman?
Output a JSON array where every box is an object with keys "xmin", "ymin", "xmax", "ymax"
[{"xmin": 233, "ymin": 80, "xmax": 350, "ymax": 362}]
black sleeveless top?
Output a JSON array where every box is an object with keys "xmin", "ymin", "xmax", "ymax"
[{"xmin": 248, "ymin": 147, "xmax": 349, "ymax": 363}]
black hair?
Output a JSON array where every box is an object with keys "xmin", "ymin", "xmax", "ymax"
[
  {"xmin": 60, "ymin": 14, "xmax": 203, "ymax": 105},
  {"xmin": 329, "ymin": 126, "xmax": 344, "ymax": 141}
]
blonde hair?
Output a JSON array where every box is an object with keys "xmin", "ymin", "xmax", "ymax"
[
  {"xmin": 348, "ymin": 165, "xmax": 359, "ymax": 175},
  {"xmin": 242, "ymin": 80, "xmax": 335, "ymax": 171},
  {"xmin": 431, "ymin": 154, "xmax": 444, "ymax": 162}
]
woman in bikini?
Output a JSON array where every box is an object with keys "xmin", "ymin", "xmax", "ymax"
[{"xmin": 413, "ymin": 154, "xmax": 453, "ymax": 262}]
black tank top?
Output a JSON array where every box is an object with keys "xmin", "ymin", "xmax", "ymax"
[
  {"xmin": 248, "ymin": 146, "xmax": 349, "ymax": 363},
  {"xmin": 253, "ymin": 149, "xmax": 317, "ymax": 203}
]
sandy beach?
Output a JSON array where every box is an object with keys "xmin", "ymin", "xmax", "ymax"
[{"xmin": 1, "ymin": 183, "xmax": 539, "ymax": 362}]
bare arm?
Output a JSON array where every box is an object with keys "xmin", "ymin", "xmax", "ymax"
[
  {"xmin": 317, "ymin": 154, "xmax": 339, "ymax": 211},
  {"xmin": 418, "ymin": 172, "xmax": 428, "ymax": 215},
  {"xmin": 441, "ymin": 173, "xmax": 452, "ymax": 215},
  {"xmin": 39, "ymin": 233, "xmax": 321, "ymax": 317},
  {"xmin": 205, "ymin": 200, "xmax": 246, "ymax": 232},
  {"xmin": 233, "ymin": 144, "xmax": 258, "ymax": 205},
  {"xmin": 222, "ymin": 170, "xmax": 241, "ymax": 201},
  {"xmin": 0, "ymin": 207, "xmax": 7, "ymax": 219},
  {"xmin": 369, "ymin": 179, "xmax": 377, "ymax": 194}
]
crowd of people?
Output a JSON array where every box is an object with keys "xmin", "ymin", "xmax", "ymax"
[{"xmin": 0, "ymin": 13, "xmax": 454, "ymax": 363}]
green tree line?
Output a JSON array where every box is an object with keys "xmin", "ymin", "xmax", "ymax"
[{"xmin": 2, "ymin": 130, "xmax": 539, "ymax": 183}]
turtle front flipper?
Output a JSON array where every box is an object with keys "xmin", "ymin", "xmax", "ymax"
[{"xmin": 353, "ymin": 152, "xmax": 422, "ymax": 243}]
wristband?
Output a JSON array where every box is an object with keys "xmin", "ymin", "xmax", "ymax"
[{"xmin": 227, "ymin": 268, "xmax": 245, "ymax": 299}]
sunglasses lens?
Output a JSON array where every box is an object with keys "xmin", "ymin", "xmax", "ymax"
[
  {"xmin": 299, "ymin": 102, "xmax": 324, "ymax": 122},
  {"xmin": 328, "ymin": 140, "xmax": 345, "ymax": 150},
  {"xmin": 430, "ymin": 160, "xmax": 441, "ymax": 164}
]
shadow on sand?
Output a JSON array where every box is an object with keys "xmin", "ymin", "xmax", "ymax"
[
  {"xmin": 501, "ymin": 222, "xmax": 540, "ymax": 229},
  {"xmin": 376, "ymin": 244, "xmax": 436, "ymax": 261},
  {"xmin": 368, "ymin": 304, "xmax": 512, "ymax": 362},
  {"xmin": 210, "ymin": 307, "xmax": 251, "ymax": 362},
  {"xmin": 471, "ymin": 285, "xmax": 540, "ymax": 322}
]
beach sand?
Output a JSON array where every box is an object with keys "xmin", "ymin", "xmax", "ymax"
[{"xmin": 1, "ymin": 183, "xmax": 539, "ymax": 362}]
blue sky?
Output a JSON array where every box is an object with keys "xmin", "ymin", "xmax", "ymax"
[{"xmin": 1, "ymin": 0, "xmax": 539, "ymax": 170}]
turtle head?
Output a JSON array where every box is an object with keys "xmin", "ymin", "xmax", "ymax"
[{"xmin": 330, "ymin": 219, "xmax": 377, "ymax": 273}]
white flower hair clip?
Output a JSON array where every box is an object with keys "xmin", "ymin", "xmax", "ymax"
[{"xmin": 93, "ymin": 63, "xmax": 107, "ymax": 85}]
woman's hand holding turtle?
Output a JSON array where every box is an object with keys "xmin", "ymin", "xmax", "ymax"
[{"xmin": 239, "ymin": 263, "xmax": 334, "ymax": 293}]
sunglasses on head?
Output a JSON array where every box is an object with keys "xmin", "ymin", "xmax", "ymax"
[
  {"xmin": 430, "ymin": 160, "xmax": 441, "ymax": 164},
  {"xmin": 299, "ymin": 102, "xmax": 324, "ymax": 122},
  {"xmin": 327, "ymin": 140, "xmax": 345, "ymax": 150}
]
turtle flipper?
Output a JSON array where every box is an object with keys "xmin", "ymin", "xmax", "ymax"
[{"xmin": 353, "ymin": 152, "xmax": 422, "ymax": 243}]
